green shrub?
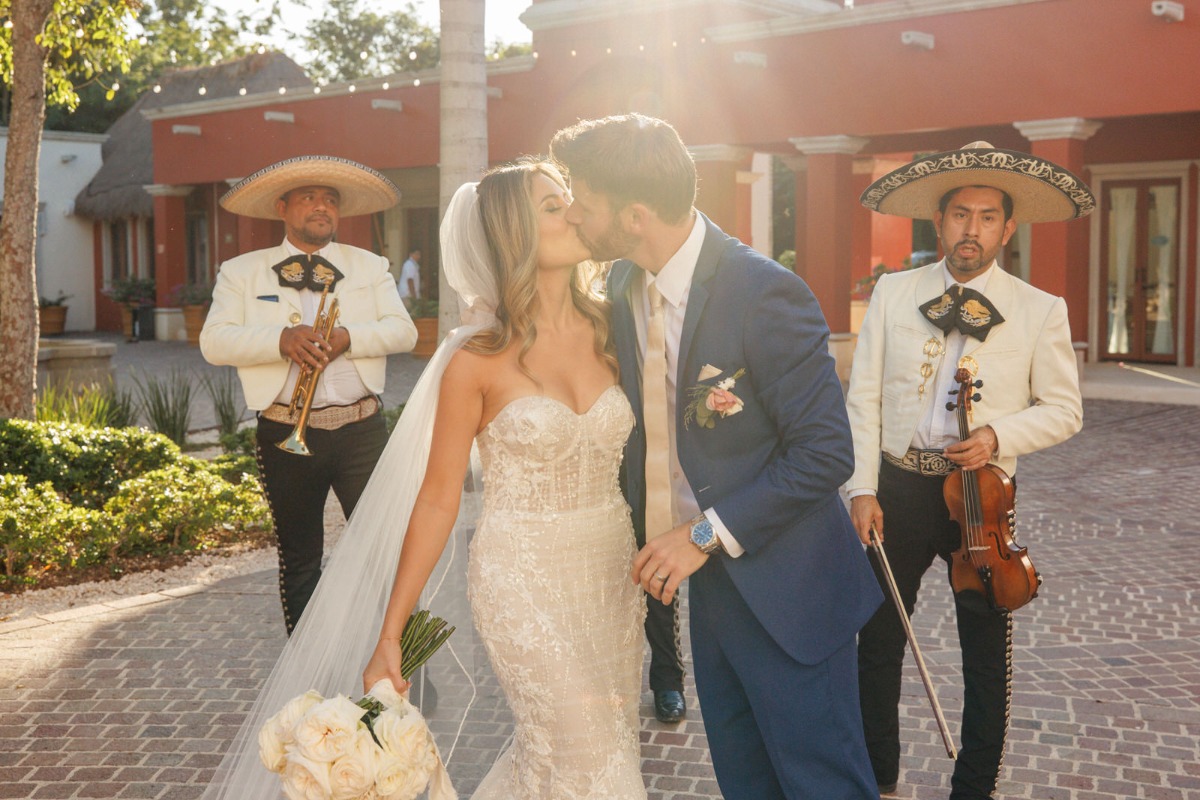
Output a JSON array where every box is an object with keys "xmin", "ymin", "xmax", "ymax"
[
  {"xmin": 205, "ymin": 452, "xmax": 259, "ymax": 483},
  {"xmin": 201, "ymin": 368, "xmax": 245, "ymax": 437},
  {"xmin": 383, "ymin": 403, "xmax": 405, "ymax": 433},
  {"xmin": 104, "ymin": 461, "xmax": 271, "ymax": 553},
  {"xmin": 36, "ymin": 380, "xmax": 138, "ymax": 429},
  {"xmin": 0, "ymin": 420, "xmax": 179, "ymax": 509},
  {"xmin": 132, "ymin": 368, "xmax": 193, "ymax": 445},
  {"xmin": 219, "ymin": 425, "xmax": 257, "ymax": 456},
  {"xmin": 0, "ymin": 475, "xmax": 113, "ymax": 582}
]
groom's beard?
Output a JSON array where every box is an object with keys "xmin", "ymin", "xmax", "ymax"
[{"xmin": 580, "ymin": 215, "xmax": 640, "ymax": 263}]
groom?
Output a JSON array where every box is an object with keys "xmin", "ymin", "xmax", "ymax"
[{"xmin": 551, "ymin": 114, "xmax": 882, "ymax": 799}]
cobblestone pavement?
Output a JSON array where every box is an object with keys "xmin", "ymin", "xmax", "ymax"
[{"xmin": 2, "ymin": 398, "xmax": 1197, "ymax": 799}]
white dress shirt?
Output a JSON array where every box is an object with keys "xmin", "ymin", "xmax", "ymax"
[
  {"xmin": 272, "ymin": 240, "xmax": 372, "ymax": 408},
  {"xmin": 633, "ymin": 213, "xmax": 745, "ymax": 557}
]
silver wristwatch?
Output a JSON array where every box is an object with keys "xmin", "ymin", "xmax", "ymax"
[{"xmin": 689, "ymin": 514, "xmax": 723, "ymax": 555}]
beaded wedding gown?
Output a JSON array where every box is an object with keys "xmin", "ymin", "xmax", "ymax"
[{"xmin": 467, "ymin": 385, "xmax": 648, "ymax": 799}]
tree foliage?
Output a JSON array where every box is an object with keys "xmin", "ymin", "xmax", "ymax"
[
  {"xmin": 301, "ymin": 0, "xmax": 438, "ymax": 84},
  {"xmin": 44, "ymin": 0, "xmax": 282, "ymax": 133},
  {"xmin": 0, "ymin": 0, "xmax": 138, "ymax": 419},
  {"xmin": 0, "ymin": 0, "xmax": 136, "ymax": 121}
]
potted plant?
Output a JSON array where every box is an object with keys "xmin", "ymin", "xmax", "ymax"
[
  {"xmin": 408, "ymin": 297, "xmax": 439, "ymax": 359},
  {"xmin": 38, "ymin": 292, "xmax": 71, "ymax": 336},
  {"xmin": 172, "ymin": 282, "xmax": 213, "ymax": 345},
  {"xmin": 104, "ymin": 277, "xmax": 156, "ymax": 341}
]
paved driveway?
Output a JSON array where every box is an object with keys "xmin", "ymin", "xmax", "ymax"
[{"xmin": 3, "ymin": 377, "xmax": 1198, "ymax": 799}]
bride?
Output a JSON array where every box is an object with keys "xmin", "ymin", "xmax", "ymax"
[{"xmin": 202, "ymin": 159, "xmax": 647, "ymax": 800}]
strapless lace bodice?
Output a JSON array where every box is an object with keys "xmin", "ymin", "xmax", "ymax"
[{"xmin": 476, "ymin": 385, "xmax": 633, "ymax": 515}]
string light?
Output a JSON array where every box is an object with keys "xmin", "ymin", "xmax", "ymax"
[
  {"xmin": 606, "ymin": 47, "xmax": 612, "ymax": 54},
  {"xmin": 382, "ymin": 81, "xmax": 390, "ymax": 90},
  {"xmin": 238, "ymin": 87, "xmax": 247, "ymax": 96},
  {"xmin": 532, "ymin": 51, "xmax": 539, "ymax": 59},
  {"xmin": 409, "ymin": 51, "xmax": 417, "ymax": 61},
  {"xmin": 638, "ymin": 44, "xmax": 645, "ymax": 51},
  {"xmin": 413, "ymin": 79, "xmax": 421, "ymax": 87},
  {"xmin": 278, "ymin": 86, "xmax": 287, "ymax": 95},
  {"xmin": 570, "ymin": 49, "xmax": 576, "ymax": 57},
  {"xmin": 198, "ymin": 85, "xmax": 207, "ymax": 95},
  {"xmin": 257, "ymin": 45, "xmax": 266, "ymax": 55},
  {"xmin": 111, "ymin": 81, "xmax": 120, "ymax": 92},
  {"xmin": 360, "ymin": 50, "xmax": 368, "ymax": 60},
  {"xmin": 313, "ymin": 86, "xmax": 322, "ymax": 94},
  {"xmin": 348, "ymin": 84, "xmax": 356, "ymax": 93},
  {"xmin": 153, "ymin": 84, "xmax": 162, "ymax": 93}
]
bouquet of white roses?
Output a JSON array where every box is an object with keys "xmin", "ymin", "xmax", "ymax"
[{"xmin": 259, "ymin": 612, "xmax": 457, "ymax": 800}]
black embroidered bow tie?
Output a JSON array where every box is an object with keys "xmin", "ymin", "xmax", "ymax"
[
  {"xmin": 918, "ymin": 284, "xmax": 1005, "ymax": 341},
  {"xmin": 271, "ymin": 254, "xmax": 345, "ymax": 292}
]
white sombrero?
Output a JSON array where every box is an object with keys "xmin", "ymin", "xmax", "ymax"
[
  {"xmin": 220, "ymin": 155, "xmax": 401, "ymax": 219},
  {"xmin": 860, "ymin": 141, "xmax": 1095, "ymax": 223}
]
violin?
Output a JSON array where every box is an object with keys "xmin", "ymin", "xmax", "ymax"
[{"xmin": 944, "ymin": 367, "xmax": 1041, "ymax": 613}]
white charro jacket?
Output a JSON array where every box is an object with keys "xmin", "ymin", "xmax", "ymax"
[
  {"xmin": 200, "ymin": 242, "xmax": 417, "ymax": 410},
  {"xmin": 844, "ymin": 260, "xmax": 1082, "ymax": 493}
]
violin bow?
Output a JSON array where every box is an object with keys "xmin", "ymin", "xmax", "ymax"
[{"xmin": 868, "ymin": 525, "xmax": 958, "ymax": 760}]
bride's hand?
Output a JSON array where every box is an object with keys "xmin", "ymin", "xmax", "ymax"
[{"xmin": 363, "ymin": 638, "xmax": 410, "ymax": 696}]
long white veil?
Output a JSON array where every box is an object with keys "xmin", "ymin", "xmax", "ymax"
[{"xmin": 203, "ymin": 182, "xmax": 497, "ymax": 799}]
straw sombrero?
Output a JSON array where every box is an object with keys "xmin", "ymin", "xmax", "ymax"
[
  {"xmin": 220, "ymin": 155, "xmax": 401, "ymax": 219},
  {"xmin": 860, "ymin": 141, "xmax": 1095, "ymax": 223}
]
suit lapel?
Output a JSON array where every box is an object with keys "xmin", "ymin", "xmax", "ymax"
[
  {"xmin": 675, "ymin": 216, "xmax": 725, "ymax": 395},
  {"xmin": 609, "ymin": 260, "xmax": 643, "ymax": 426}
]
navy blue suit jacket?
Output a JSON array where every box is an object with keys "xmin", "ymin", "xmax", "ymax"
[{"xmin": 610, "ymin": 215, "xmax": 882, "ymax": 665}]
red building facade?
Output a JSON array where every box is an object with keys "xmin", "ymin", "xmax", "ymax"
[{"xmin": 137, "ymin": 0, "xmax": 1199, "ymax": 366}]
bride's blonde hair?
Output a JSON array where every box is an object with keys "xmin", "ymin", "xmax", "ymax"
[{"xmin": 467, "ymin": 158, "xmax": 616, "ymax": 379}]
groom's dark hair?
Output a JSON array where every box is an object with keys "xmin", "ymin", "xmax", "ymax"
[{"xmin": 550, "ymin": 114, "xmax": 696, "ymax": 225}]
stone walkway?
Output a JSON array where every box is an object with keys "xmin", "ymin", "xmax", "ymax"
[{"xmin": 2, "ymin": 398, "xmax": 1197, "ymax": 799}]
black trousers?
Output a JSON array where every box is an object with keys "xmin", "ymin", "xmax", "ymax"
[
  {"xmin": 637, "ymin": 521, "xmax": 685, "ymax": 693},
  {"xmin": 256, "ymin": 411, "xmax": 389, "ymax": 634},
  {"xmin": 857, "ymin": 461, "xmax": 1013, "ymax": 800}
]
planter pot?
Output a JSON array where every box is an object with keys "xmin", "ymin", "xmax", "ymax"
[
  {"xmin": 412, "ymin": 317, "xmax": 438, "ymax": 359},
  {"xmin": 182, "ymin": 304, "xmax": 208, "ymax": 345},
  {"xmin": 38, "ymin": 305, "xmax": 68, "ymax": 336},
  {"xmin": 119, "ymin": 306, "xmax": 136, "ymax": 342}
]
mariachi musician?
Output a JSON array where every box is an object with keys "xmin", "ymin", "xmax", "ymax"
[
  {"xmin": 845, "ymin": 142, "xmax": 1090, "ymax": 799},
  {"xmin": 201, "ymin": 156, "xmax": 416, "ymax": 634}
]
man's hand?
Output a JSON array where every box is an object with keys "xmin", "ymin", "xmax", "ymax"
[
  {"xmin": 850, "ymin": 494, "xmax": 883, "ymax": 546},
  {"xmin": 280, "ymin": 324, "xmax": 332, "ymax": 369},
  {"xmin": 943, "ymin": 425, "xmax": 998, "ymax": 471},
  {"xmin": 632, "ymin": 524, "xmax": 709, "ymax": 606},
  {"xmin": 326, "ymin": 326, "xmax": 351, "ymax": 360}
]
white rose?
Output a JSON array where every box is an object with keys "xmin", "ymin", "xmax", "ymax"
[
  {"xmin": 374, "ymin": 748, "xmax": 429, "ymax": 800},
  {"xmin": 716, "ymin": 376, "xmax": 736, "ymax": 391},
  {"xmin": 258, "ymin": 719, "xmax": 288, "ymax": 773},
  {"xmin": 372, "ymin": 707, "xmax": 433, "ymax": 770},
  {"xmin": 272, "ymin": 690, "xmax": 326, "ymax": 742},
  {"xmin": 328, "ymin": 728, "xmax": 378, "ymax": 800},
  {"xmin": 294, "ymin": 695, "xmax": 366, "ymax": 763},
  {"xmin": 280, "ymin": 752, "xmax": 332, "ymax": 800}
]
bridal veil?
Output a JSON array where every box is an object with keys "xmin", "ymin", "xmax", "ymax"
[{"xmin": 202, "ymin": 182, "xmax": 497, "ymax": 800}]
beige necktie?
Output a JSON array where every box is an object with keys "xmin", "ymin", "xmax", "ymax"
[{"xmin": 643, "ymin": 282, "xmax": 674, "ymax": 540}]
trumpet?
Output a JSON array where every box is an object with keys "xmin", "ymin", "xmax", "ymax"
[{"xmin": 277, "ymin": 283, "xmax": 341, "ymax": 456}]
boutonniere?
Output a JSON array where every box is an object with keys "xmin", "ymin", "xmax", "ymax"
[{"xmin": 683, "ymin": 365, "xmax": 746, "ymax": 429}]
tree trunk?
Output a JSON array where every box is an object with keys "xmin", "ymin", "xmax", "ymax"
[
  {"xmin": 0, "ymin": 0, "xmax": 54, "ymax": 420},
  {"xmin": 437, "ymin": 0, "xmax": 488, "ymax": 339}
]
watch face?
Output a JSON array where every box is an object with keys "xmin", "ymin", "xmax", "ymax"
[{"xmin": 691, "ymin": 519, "xmax": 715, "ymax": 546}]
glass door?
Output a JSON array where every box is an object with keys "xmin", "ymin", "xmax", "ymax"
[{"xmin": 1100, "ymin": 179, "xmax": 1180, "ymax": 363}]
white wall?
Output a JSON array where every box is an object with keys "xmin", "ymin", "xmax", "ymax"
[{"xmin": 0, "ymin": 128, "xmax": 107, "ymax": 331}]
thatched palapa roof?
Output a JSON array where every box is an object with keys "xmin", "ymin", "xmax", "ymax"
[{"xmin": 75, "ymin": 52, "xmax": 311, "ymax": 221}]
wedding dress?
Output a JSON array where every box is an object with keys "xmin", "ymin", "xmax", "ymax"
[{"xmin": 467, "ymin": 386, "xmax": 647, "ymax": 799}]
